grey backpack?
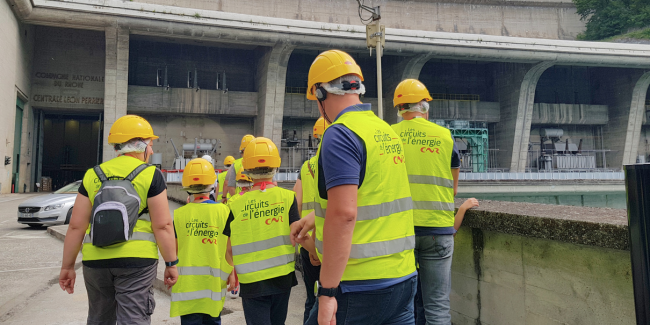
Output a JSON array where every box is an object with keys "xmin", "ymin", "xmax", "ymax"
[{"xmin": 90, "ymin": 164, "xmax": 152, "ymax": 247}]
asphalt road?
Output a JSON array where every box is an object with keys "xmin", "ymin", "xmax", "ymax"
[{"xmin": 0, "ymin": 193, "xmax": 305, "ymax": 324}]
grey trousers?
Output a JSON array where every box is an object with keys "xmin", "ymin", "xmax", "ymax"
[{"xmin": 83, "ymin": 261, "xmax": 158, "ymax": 325}]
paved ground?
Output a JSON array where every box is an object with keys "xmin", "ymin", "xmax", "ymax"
[{"xmin": 0, "ymin": 193, "xmax": 306, "ymax": 324}]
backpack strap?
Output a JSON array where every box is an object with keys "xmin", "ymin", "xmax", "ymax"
[
  {"xmin": 93, "ymin": 165, "xmax": 108, "ymax": 183},
  {"xmin": 125, "ymin": 164, "xmax": 153, "ymax": 182}
]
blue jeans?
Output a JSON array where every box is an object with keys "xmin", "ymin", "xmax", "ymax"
[
  {"xmin": 300, "ymin": 248, "xmax": 321, "ymax": 323},
  {"xmin": 180, "ymin": 313, "xmax": 221, "ymax": 325},
  {"xmin": 414, "ymin": 235, "xmax": 454, "ymax": 325},
  {"xmin": 305, "ymin": 275, "xmax": 417, "ymax": 325}
]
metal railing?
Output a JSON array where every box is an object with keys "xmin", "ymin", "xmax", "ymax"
[
  {"xmin": 525, "ymin": 149, "xmax": 613, "ymax": 172},
  {"xmin": 430, "ymin": 93, "xmax": 480, "ymax": 101},
  {"xmin": 459, "ymin": 172, "xmax": 624, "ymax": 180}
]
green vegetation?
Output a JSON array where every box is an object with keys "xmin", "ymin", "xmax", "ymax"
[
  {"xmin": 573, "ymin": 0, "xmax": 650, "ymax": 40},
  {"xmin": 602, "ymin": 27, "xmax": 650, "ymax": 41}
]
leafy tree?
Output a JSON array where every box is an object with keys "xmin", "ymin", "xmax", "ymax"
[{"xmin": 573, "ymin": 0, "xmax": 650, "ymax": 40}]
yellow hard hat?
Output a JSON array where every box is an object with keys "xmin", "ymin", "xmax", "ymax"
[
  {"xmin": 242, "ymin": 137, "xmax": 281, "ymax": 170},
  {"xmin": 108, "ymin": 115, "xmax": 159, "ymax": 144},
  {"xmin": 239, "ymin": 134, "xmax": 255, "ymax": 151},
  {"xmin": 182, "ymin": 158, "xmax": 217, "ymax": 187},
  {"xmin": 224, "ymin": 155, "xmax": 235, "ymax": 166},
  {"xmin": 313, "ymin": 117, "xmax": 329, "ymax": 139},
  {"xmin": 236, "ymin": 168, "xmax": 253, "ymax": 183},
  {"xmin": 393, "ymin": 79, "xmax": 433, "ymax": 107},
  {"xmin": 307, "ymin": 50, "xmax": 364, "ymax": 100}
]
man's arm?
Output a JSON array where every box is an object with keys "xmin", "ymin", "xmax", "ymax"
[
  {"xmin": 224, "ymin": 165, "xmax": 236, "ymax": 197},
  {"xmin": 293, "ymin": 179, "xmax": 303, "ymax": 216},
  {"xmin": 59, "ymin": 194, "xmax": 92, "ymax": 293},
  {"xmin": 319, "ymin": 184, "xmax": 357, "ymax": 289},
  {"xmin": 452, "ymin": 168, "xmax": 460, "ymax": 196},
  {"xmin": 148, "ymin": 190, "xmax": 178, "ymax": 288},
  {"xmin": 454, "ymin": 198, "xmax": 479, "ymax": 231}
]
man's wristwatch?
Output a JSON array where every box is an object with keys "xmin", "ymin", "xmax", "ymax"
[
  {"xmin": 165, "ymin": 258, "xmax": 179, "ymax": 267},
  {"xmin": 317, "ymin": 282, "xmax": 338, "ymax": 297}
]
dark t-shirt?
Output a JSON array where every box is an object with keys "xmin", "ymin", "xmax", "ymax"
[
  {"xmin": 223, "ymin": 195, "xmax": 300, "ymax": 298},
  {"xmin": 80, "ymin": 167, "xmax": 167, "ymax": 268}
]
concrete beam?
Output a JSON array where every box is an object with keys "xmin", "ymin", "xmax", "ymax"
[
  {"xmin": 592, "ymin": 69, "xmax": 650, "ymax": 169},
  {"xmin": 382, "ymin": 54, "xmax": 431, "ymax": 125},
  {"xmin": 625, "ymin": 72, "xmax": 650, "ymax": 164},
  {"xmin": 255, "ymin": 43, "xmax": 294, "ymax": 145},
  {"xmin": 8, "ymin": 0, "xmax": 650, "ymax": 68},
  {"xmin": 495, "ymin": 62, "xmax": 553, "ymax": 172},
  {"xmin": 102, "ymin": 26, "xmax": 128, "ymax": 161}
]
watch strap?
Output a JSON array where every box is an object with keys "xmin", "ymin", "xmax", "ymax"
[
  {"xmin": 165, "ymin": 258, "xmax": 179, "ymax": 267},
  {"xmin": 317, "ymin": 285, "xmax": 338, "ymax": 297}
]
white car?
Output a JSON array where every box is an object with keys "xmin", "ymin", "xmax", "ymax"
[{"xmin": 17, "ymin": 181, "xmax": 80, "ymax": 227}]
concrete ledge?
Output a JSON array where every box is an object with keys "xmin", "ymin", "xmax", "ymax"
[{"xmin": 456, "ymin": 199, "xmax": 629, "ymax": 250}]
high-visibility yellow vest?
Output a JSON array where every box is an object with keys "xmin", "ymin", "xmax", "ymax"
[
  {"xmin": 217, "ymin": 170, "xmax": 231, "ymax": 199},
  {"xmin": 313, "ymin": 109, "xmax": 416, "ymax": 281},
  {"xmin": 81, "ymin": 155, "xmax": 159, "ymax": 261},
  {"xmin": 170, "ymin": 202, "xmax": 233, "ymax": 318},
  {"xmin": 392, "ymin": 118, "xmax": 455, "ymax": 228},
  {"xmin": 228, "ymin": 187, "xmax": 296, "ymax": 284},
  {"xmin": 299, "ymin": 156, "xmax": 318, "ymax": 218}
]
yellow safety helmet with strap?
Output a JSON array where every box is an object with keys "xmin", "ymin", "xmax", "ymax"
[
  {"xmin": 182, "ymin": 158, "xmax": 217, "ymax": 187},
  {"xmin": 307, "ymin": 50, "xmax": 364, "ymax": 100},
  {"xmin": 224, "ymin": 155, "xmax": 235, "ymax": 166},
  {"xmin": 239, "ymin": 134, "xmax": 255, "ymax": 151},
  {"xmin": 108, "ymin": 115, "xmax": 159, "ymax": 144},
  {"xmin": 313, "ymin": 117, "xmax": 329, "ymax": 139},
  {"xmin": 242, "ymin": 137, "xmax": 281, "ymax": 170},
  {"xmin": 393, "ymin": 79, "xmax": 433, "ymax": 107}
]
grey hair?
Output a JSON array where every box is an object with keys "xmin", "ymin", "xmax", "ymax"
[
  {"xmin": 321, "ymin": 74, "xmax": 366, "ymax": 96},
  {"xmin": 397, "ymin": 100, "xmax": 430, "ymax": 117},
  {"xmin": 112, "ymin": 138, "xmax": 150, "ymax": 155}
]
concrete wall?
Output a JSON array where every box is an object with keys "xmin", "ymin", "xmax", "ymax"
[
  {"xmin": 0, "ymin": 1, "xmax": 33, "ymax": 193},
  {"xmin": 142, "ymin": 114, "xmax": 254, "ymax": 170},
  {"xmin": 451, "ymin": 227, "xmax": 634, "ymax": 325},
  {"xmin": 31, "ymin": 26, "xmax": 105, "ymax": 112},
  {"xmin": 130, "ymin": 0, "xmax": 585, "ymax": 40},
  {"xmin": 428, "ymin": 101, "xmax": 500, "ymax": 123},
  {"xmin": 127, "ymin": 86, "xmax": 257, "ymax": 116},
  {"xmin": 639, "ymin": 126, "xmax": 650, "ymax": 161},
  {"xmin": 532, "ymin": 103, "xmax": 608, "ymax": 125}
]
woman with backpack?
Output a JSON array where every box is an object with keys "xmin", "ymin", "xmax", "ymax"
[{"xmin": 58, "ymin": 115, "xmax": 179, "ymax": 325}]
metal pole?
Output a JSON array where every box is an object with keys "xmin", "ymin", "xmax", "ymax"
[{"xmin": 376, "ymin": 18, "xmax": 383, "ymax": 120}]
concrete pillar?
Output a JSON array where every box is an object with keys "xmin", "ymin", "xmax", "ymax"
[
  {"xmin": 494, "ymin": 61, "xmax": 553, "ymax": 172},
  {"xmin": 255, "ymin": 43, "xmax": 295, "ymax": 145},
  {"xmin": 593, "ymin": 69, "xmax": 650, "ymax": 168},
  {"xmin": 382, "ymin": 54, "xmax": 431, "ymax": 125},
  {"xmin": 102, "ymin": 27, "xmax": 129, "ymax": 161}
]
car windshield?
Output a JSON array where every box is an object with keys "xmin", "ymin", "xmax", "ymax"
[{"xmin": 54, "ymin": 181, "xmax": 81, "ymax": 194}]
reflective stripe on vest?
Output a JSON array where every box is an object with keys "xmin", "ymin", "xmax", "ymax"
[
  {"xmin": 301, "ymin": 201, "xmax": 317, "ymax": 213},
  {"xmin": 83, "ymin": 231, "xmax": 156, "ymax": 244},
  {"xmin": 413, "ymin": 201, "xmax": 455, "ymax": 211},
  {"xmin": 315, "ymin": 235, "xmax": 415, "ymax": 259},
  {"xmin": 408, "ymin": 175, "xmax": 454, "ymax": 189},
  {"xmin": 231, "ymin": 235, "xmax": 292, "ymax": 256},
  {"xmin": 234, "ymin": 253, "xmax": 295, "ymax": 274},
  {"xmin": 313, "ymin": 197, "xmax": 412, "ymax": 222},
  {"xmin": 171, "ymin": 288, "xmax": 227, "ymax": 302},
  {"xmin": 177, "ymin": 266, "xmax": 230, "ymax": 282},
  {"xmin": 313, "ymin": 109, "xmax": 416, "ymax": 282}
]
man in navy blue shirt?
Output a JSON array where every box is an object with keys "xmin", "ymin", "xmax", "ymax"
[{"xmin": 292, "ymin": 50, "xmax": 417, "ymax": 325}]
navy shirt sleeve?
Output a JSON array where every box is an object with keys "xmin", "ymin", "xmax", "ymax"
[
  {"xmin": 451, "ymin": 138, "xmax": 461, "ymax": 169},
  {"xmin": 319, "ymin": 124, "xmax": 366, "ymax": 192}
]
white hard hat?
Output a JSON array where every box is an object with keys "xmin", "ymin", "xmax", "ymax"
[{"xmin": 201, "ymin": 155, "xmax": 213, "ymax": 164}]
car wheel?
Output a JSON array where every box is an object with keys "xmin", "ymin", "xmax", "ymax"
[
  {"xmin": 28, "ymin": 224, "xmax": 43, "ymax": 228},
  {"xmin": 64, "ymin": 207, "xmax": 73, "ymax": 224}
]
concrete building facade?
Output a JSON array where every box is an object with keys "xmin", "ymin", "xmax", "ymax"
[{"xmin": 3, "ymin": 0, "xmax": 650, "ymax": 193}]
